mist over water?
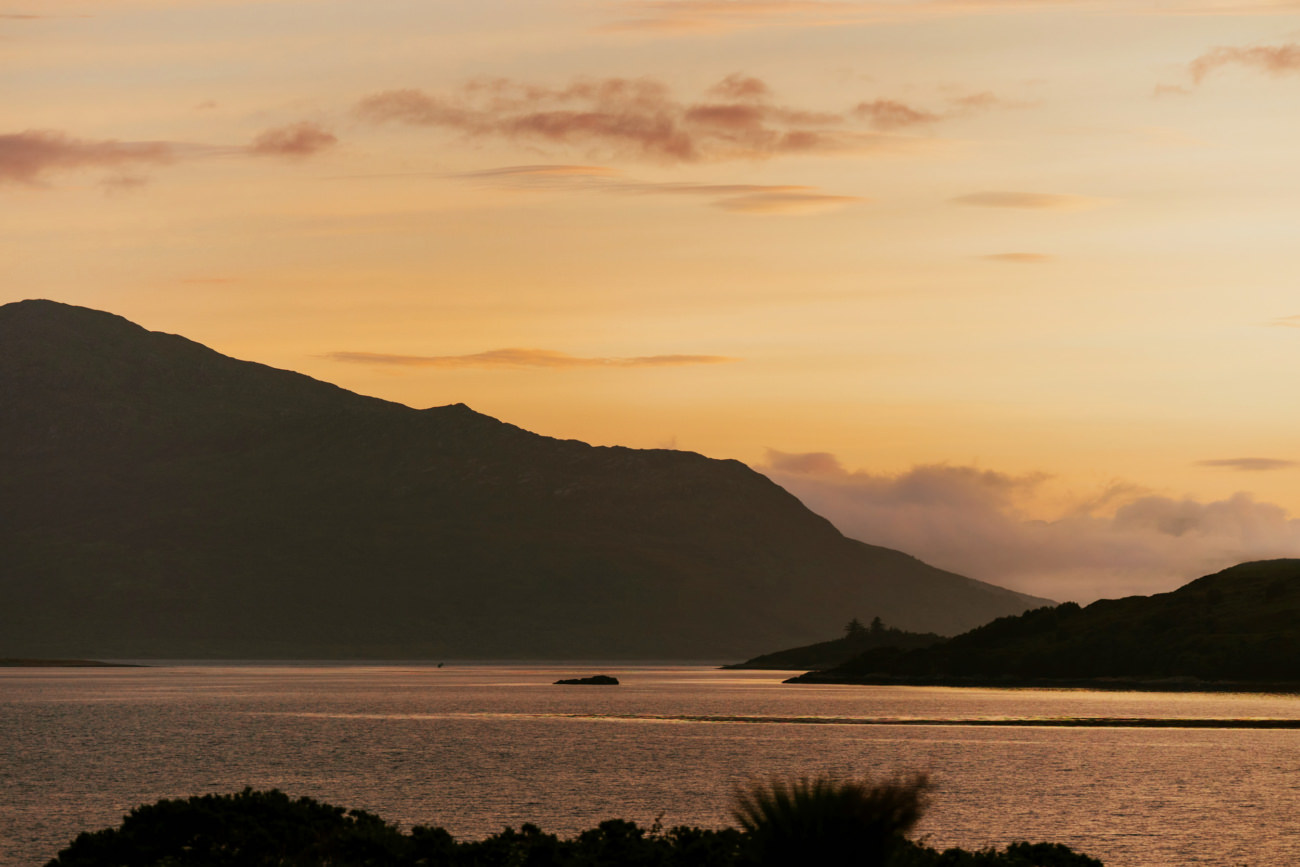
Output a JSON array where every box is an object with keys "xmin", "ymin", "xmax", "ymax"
[{"xmin": 3, "ymin": 665, "xmax": 1298, "ymax": 867}]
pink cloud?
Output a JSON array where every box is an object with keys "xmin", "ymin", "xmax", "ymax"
[
  {"xmin": 355, "ymin": 75, "xmax": 903, "ymax": 163},
  {"xmin": 0, "ymin": 130, "xmax": 172, "ymax": 185},
  {"xmin": 1190, "ymin": 43, "xmax": 1300, "ymax": 83},
  {"xmin": 853, "ymin": 99, "xmax": 940, "ymax": 131},
  {"xmin": 707, "ymin": 73, "xmax": 772, "ymax": 100},
  {"xmin": 249, "ymin": 122, "xmax": 337, "ymax": 158}
]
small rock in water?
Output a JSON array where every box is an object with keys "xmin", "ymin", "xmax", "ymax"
[{"xmin": 553, "ymin": 674, "xmax": 620, "ymax": 685}]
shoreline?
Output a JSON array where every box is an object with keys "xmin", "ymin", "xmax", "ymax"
[
  {"xmin": 784, "ymin": 672, "xmax": 1300, "ymax": 694},
  {"xmin": 0, "ymin": 658, "xmax": 142, "ymax": 668}
]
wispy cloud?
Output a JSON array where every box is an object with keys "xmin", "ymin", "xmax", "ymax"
[
  {"xmin": 324, "ymin": 348, "xmax": 738, "ymax": 369},
  {"xmin": 603, "ymin": 0, "xmax": 1300, "ymax": 34},
  {"xmin": 952, "ymin": 190, "xmax": 1103, "ymax": 210},
  {"xmin": 459, "ymin": 163, "xmax": 864, "ymax": 215},
  {"xmin": 602, "ymin": 1, "xmax": 861, "ymax": 33},
  {"xmin": 706, "ymin": 188, "xmax": 862, "ymax": 213},
  {"xmin": 1269, "ymin": 314, "xmax": 1300, "ymax": 328},
  {"xmin": 708, "ymin": 73, "xmax": 773, "ymax": 100},
  {"xmin": 1190, "ymin": 42, "xmax": 1300, "ymax": 82},
  {"xmin": 600, "ymin": 0, "xmax": 1086, "ymax": 34},
  {"xmin": 980, "ymin": 252, "xmax": 1055, "ymax": 263},
  {"xmin": 852, "ymin": 99, "xmax": 941, "ymax": 131},
  {"xmin": 354, "ymin": 75, "xmax": 923, "ymax": 164},
  {"xmin": 101, "ymin": 173, "xmax": 150, "ymax": 195},
  {"xmin": 249, "ymin": 122, "xmax": 337, "ymax": 158},
  {"xmin": 0, "ymin": 130, "xmax": 173, "ymax": 185},
  {"xmin": 1196, "ymin": 458, "xmax": 1297, "ymax": 471},
  {"xmin": 945, "ymin": 91, "xmax": 1023, "ymax": 112},
  {"xmin": 760, "ymin": 451, "xmax": 1300, "ymax": 602},
  {"xmin": 0, "ymin": 10, "xmax": 94, "ymax": 19},
  {"xmin": 621, "ymin": 179, "xmax": 863, "ymax": 213},
  {"xmin": 463, "ymin": 164, "xmax": 622, "ymax": 180}
]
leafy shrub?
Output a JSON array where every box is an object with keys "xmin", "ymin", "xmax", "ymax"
[{"xmin": 46, "ymin": 788, "xmax": 411, "ymax": 866}]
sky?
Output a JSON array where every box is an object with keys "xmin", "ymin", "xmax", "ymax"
[{"xmin": 4, "ymin": 0, "xmax": 1300, "ymax": 603}]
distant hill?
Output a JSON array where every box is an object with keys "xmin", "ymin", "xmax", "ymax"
[
  {"xmin": 0, "ymin": 300, "xmax": 1049, "ymax": 659},
  {"xmin": 790, "ymin": 560, "xmax": 1300, "ymax": 687},
  {"xmin": 723, "ymin": 618, "xmax": 944, "ymax": 670}
]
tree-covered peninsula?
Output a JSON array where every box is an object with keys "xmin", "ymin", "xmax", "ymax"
[
  {"xmin": 789, "ymin": 560, "xmax": 1300, "ymax": 689},
  {"xmin": 725, "ymin": 617, "xmax": 944, "ymax": 670}
]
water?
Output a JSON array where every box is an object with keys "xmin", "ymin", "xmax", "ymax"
[{"xmin": 3, "ymin": 664, "xmax": 1299, "ymax": 866}]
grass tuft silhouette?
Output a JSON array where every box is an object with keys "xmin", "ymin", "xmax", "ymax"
[{"xmin": 732, "ymin": 773, "xmax": 931, "ymax": 866}]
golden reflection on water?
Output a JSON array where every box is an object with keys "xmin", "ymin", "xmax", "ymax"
[{"xmin": 2, "ymin": 665, "xmax": 1298, "ymax": 867}]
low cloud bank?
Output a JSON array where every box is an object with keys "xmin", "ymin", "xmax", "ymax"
[{"xmin": 759, "ymin": 451, "xmax": 1300, "ymax": 603}]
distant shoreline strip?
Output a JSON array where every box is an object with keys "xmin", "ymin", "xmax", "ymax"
[
  {"xmin": 558, "ymin": 713, "xmax": 1300, "ymax": 729},
  {"xmin": 0, "ymin": 658, "xmax": 140, "ymax": 667},
  {"xmin": 239, "ymin": 711, "xmax": 1300, "ymax": 729}
]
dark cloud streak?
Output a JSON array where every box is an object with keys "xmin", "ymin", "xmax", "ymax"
[
  {"xmin": 324, "ymin": 348, "xmax": 738, "ymax": 369},
  {"xmin": 953, "ymin": 190, "xmax": 1100, "ymax": 209},
  {"xmin": 1196, "ymin": 458, "xmax": 1296, "ymax": 472},
  {"xmin": 456, "ymin": 163, "xmax": 864, "ymax": 214}
]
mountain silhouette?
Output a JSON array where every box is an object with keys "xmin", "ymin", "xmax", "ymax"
[
  {"xmin": 790, "ymin": 559, "xmax": 1300, "ymax": 686},
  {"xmin": 0, "ymin": 299, "xmax": 1050, "ymax": 659}
]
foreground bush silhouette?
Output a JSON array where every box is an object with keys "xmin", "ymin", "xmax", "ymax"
[
  {"xmin": 46, "ymin": 789, "xmax": 412, "ymax": 867},
  {"xmin": 46, "ymin": 783, "xmax": 1103, "ymax": 866}
]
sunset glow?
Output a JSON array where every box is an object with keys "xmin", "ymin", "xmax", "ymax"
[{"xmin": 6, "ymin": 0, "xmax": 1300, "ymax": 600}]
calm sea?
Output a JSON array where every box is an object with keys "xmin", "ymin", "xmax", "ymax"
[{"xmin": 2, "ymin": 664, "xmax": 1298, "ymax": 866}]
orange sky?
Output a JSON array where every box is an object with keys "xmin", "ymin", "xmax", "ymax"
[{"xmin": 4, "ymin": 0, "xmax": 1299, "ymax": 600}]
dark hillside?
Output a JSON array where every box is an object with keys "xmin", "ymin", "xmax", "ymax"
[
  {"xmin": 0, "ymin": 300, "xmax": 1049, "ymax": 659},
  {"xmin": 792, "ymin": 560, "xmax": 1300, "ymax": 685}
]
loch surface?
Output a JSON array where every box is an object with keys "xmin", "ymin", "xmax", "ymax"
[{"xmin": 3, "ymin": 664, "xmax": 1298, "ymax": 866}]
